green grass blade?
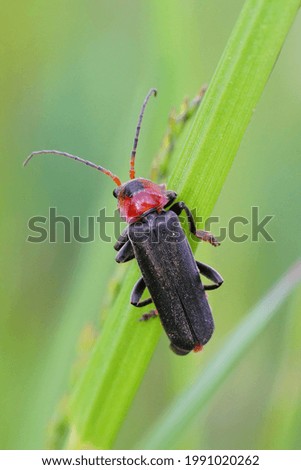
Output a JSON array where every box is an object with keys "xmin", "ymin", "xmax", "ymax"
[
  {"xmin": 260, "ymin": 286, "xmax": 301, "ymax": 448},
  {"xmin": 138, "ymin": 260, "xmax": 301, "ymax": 449},
  {"xmin": 67, "ymin": 0, "xmax": 300, "ymax": 449},
  {"xmin": 170, "ymin": 0, "xmax": 301, "ymax": 211}
]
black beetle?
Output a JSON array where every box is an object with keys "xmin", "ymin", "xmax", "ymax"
[{"xmin": 24, "ymin": 88, "xmax": 223, "ymax": 355}]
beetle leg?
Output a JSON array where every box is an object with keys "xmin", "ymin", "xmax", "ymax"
[
  {"xmin": 114, "ymin": 227, "xmax": 129, "ymax": 251},
  {"xmin": 196, "ymin": 261, "xmax": 224, "ymax": 290},
  {"xmin": 131, "ymin": 277, "xmax": 153, "ymax": 307},
  {"xmin": 169, "ymin": 201, "xmax": 220, "ymax": 246},
  {"xmin": 115, "ymin": 240, "xmax": 135, "ymax": 263},
  {"xmin": 164, "ymin": 190, "xmax": 178, "ymax": 208},
  {"xmin": 139, "ymin": 310, "xmax": 158, "ymax": 321},
  {"xmin": 131, "ymin": 278, "xmax": 157, "ymax": 321},
  {"xmin": 194, "ymin": 229, "xmax": 220, "ymax": 247}
]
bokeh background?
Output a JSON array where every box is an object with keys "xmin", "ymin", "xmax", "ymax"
[{"xmin": 1, "ymin": 0, "xmax": 301, "ymax": 450}]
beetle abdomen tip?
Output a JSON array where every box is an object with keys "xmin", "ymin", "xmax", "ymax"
[{"xmin": 169, "ymin": 343, "xmax": 190, "ymax": 356}]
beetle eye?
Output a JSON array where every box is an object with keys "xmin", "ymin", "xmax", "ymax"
[{"xmin": 113, "ymin": 188, "xmax": 118, "ymax": 198}]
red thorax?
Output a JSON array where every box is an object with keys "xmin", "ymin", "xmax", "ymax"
[{"xmin": 115, "ymin": 178, "xmax": 169, "ymax": 223}]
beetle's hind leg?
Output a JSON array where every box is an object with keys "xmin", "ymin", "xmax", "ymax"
[
  {"xmin": 170, "ymin": 201, "xmax": 220, "ymax": 247},
  {"xmin": 131, "ymin": 277, "xmax": 153, "ymax": 308},
  {"xmin": 196, "ymin": 261, "xmax": 223, "ymax": 290},
  {"xmin": 131, "ymin": 277, "xmax": 158, "ymax": 321},
  {"xmin": 139, "ymin": 310, "xmax": 158, "ymax": 321}
]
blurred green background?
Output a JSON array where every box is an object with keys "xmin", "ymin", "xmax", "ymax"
[{"xmin": 1, "ymin": 0, "xmax": 300, "ymax": 450}]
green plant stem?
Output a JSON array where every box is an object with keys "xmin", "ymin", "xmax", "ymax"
[
  {"xmin": 137, "ymin": 260, "xmax": 301, "ymax": 449},
  {"xmin": 67, "ymin": 0, "xmax": 300, "ymax": 449}
]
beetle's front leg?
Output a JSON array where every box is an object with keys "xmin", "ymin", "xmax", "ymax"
[
  {"xmin": 114, "ymin": 227, "xmax": 136, "ymax": 263},
  {"xmin": 115, "ymin": 240, "xmax": 135, "ymax": 263},
  {"xmin": 114, "ymin": 227, "xmax": 129, "ymax": 251},
  {"xmin": 169, "ymin": 201, "xmax": 220, "ymax": 247}
]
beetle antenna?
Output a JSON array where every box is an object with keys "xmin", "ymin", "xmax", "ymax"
[
  {"xmin": 23, "ymin": 150, "xmax": 122, "ymax": 186},
  {"xmin": 129, "ymin": 88, "xmax": 157, "ymax": 179}
]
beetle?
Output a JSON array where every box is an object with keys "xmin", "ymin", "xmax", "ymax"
[{"xmin": 24, "ymin": 88, "xmax": 223, "ymax": 355}]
